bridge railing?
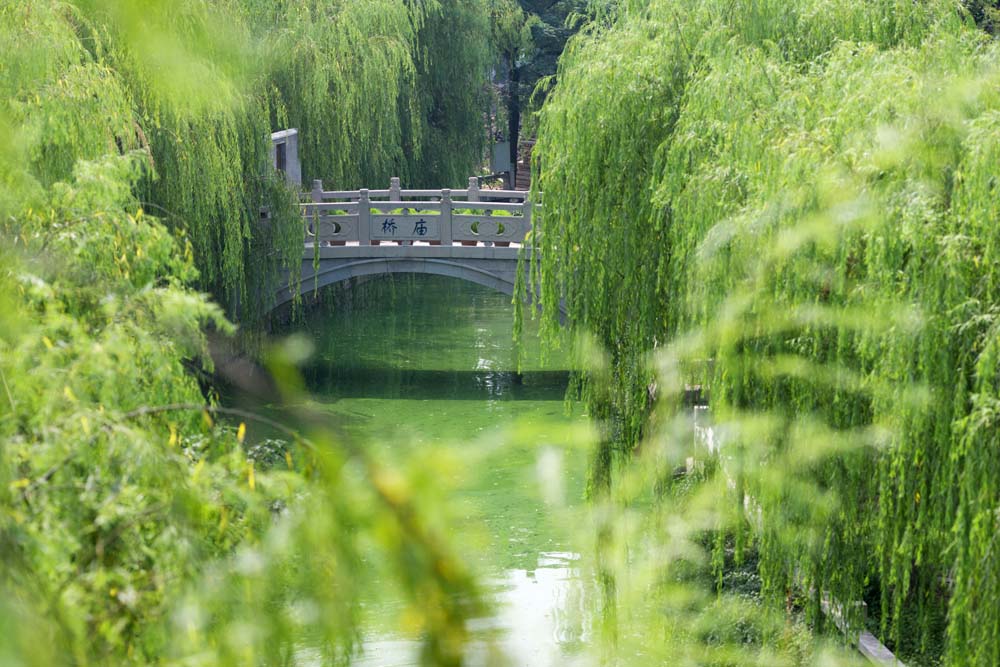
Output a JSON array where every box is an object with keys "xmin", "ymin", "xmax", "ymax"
[{"xmin": 303, "ymin": 177, "xmax": 532, "ymax": 248}]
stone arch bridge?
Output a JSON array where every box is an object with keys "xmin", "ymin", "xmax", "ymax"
[{"xmin": 273, "ymin": 177, "xmax": 552, "ymax": 313}]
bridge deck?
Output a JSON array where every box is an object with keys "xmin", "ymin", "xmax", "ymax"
[{"xmin": 304, "ymin": 243, "xmax": 523, "ymax": 261}]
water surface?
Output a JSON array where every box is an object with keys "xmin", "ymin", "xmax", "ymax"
[{"xmin": 285, "ymin": 275, "xmax": 594, "ymax": 666}]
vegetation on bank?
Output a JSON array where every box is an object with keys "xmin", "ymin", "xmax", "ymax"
[
  {"xmin": 0, "ymin": 1, "xmax": 495, "ymax": 664},
  {"xmin": 530, "ymin": 0, "xmax": 1000, "ymax": 664}
]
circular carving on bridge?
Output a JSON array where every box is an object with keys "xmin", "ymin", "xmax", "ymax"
[
  {"xmin": 318, "ymin": 220, "xmax": 342, "ymax": 235},
  {"xmin": 474, "ymin": 219, "xmax": 501, "ymax": 237}
]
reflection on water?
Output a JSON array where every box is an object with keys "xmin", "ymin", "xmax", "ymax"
[
  {"xmin": 283, "ymin": 275, "xmax": 591, "ymax": 666},
  {"xmin": 354, "ymin": 553, "xmax": 591, "ymax": 667},
  {"xmin": 301, "ymin": 366, "xmax": 570, "ymax": 402}
]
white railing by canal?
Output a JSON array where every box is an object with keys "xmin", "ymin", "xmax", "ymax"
[{"xmin": 303, "ymin": 177, "xmax": 532, "ymax": 250}]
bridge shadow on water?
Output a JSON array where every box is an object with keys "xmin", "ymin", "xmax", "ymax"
[{"xmin": 300, "ymin": 364, "xmax": 571, "ymax": 402}]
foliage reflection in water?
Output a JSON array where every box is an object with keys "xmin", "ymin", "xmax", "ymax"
[{"xmin": 284, "ymin": 275, "xmax": 595, "ymax": 666}]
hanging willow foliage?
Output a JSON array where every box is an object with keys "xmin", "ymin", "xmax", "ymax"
[
  {"xmin": 531, "ymin": 0, "xmax": 1000, "ymax": 663},
  {"xmin": 0, "ymin": 2, "xmax": 496, "ymax": 665},
  {"xmin": 7, "ymin": 0, "xmax": 491, "ymax": 331}
]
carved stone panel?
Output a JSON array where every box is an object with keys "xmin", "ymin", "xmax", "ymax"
[{"xmin": 371, "ymin": 215, "xmax": 441, "ymax": 242}]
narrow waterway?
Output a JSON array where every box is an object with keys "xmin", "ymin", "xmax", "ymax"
[{"xmin": 282, "ymin": 274, "xmax": 595, "ymax": 667}]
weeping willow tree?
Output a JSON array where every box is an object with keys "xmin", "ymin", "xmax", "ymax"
[
  {"xmin": 7, "ymin": 0, "xmax": 492, "ymax": 329},
  {"xmin": 0, "ymin": 1, "xmax": 497, "ymax": 665},
  {"xmin": 234, "ymin": 0, "xmax": 490, "ymax": 190},
  {"xmin": 410, "ymin": 0, "xmax": 493, "ymax": 187},
  {"xmin": 3, "ymin": 0, "xmax": 298, "ymax": 329},
  {"xmin": 530, "ymin": 0, "xmax": 1000, "ymax": 663}
]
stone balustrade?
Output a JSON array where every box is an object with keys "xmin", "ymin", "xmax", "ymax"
[{"xmin": 302, "ymin": 177, "xmax": 532, "ymax": 250}]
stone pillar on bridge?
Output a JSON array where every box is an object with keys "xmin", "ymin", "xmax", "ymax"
[
  {"xmin": 467, "ymin": 177, "xmax": 480, "ymax": 248},
  {"xmin": 358, "ymin": 189, "xmax": 371, "ymax": 245},
  {"xmin": 524, "ymin": 190, "xmax": 532, "ymax": 241},
  {"xmin": 308, "ymin": 179, "xmax": 323, "ymax": 242},
  {"xmin": 390, "ymin": 177, "xmax": 409, "ymax": 246},
  {"xmin": 441, "ymin": 189, "xmax": 453, "ymax": 246}
]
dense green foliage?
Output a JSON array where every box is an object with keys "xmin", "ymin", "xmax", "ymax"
[
  {"xmin": 489, "ymin": 0, "xmax": 594, "ymax": 173},
  {"xmin": 531, "ymin": 0, "xmax": 1000, "ymax": 663},
  {"xmin": 0, "ymin": 164, "xmax": 484, "ymax": 664},
  {"xmin": 515, "ymin": 0, "xmax": 596, "ymax": 109},
  {"xmin": 3, "ymin": 0, "xmax": 492, "ymax": 326},
  {"xmin": 240, "ymin": 0, "xmax": 491, "ymax": 190},
  {"xmin": 14, "ymin": 0, "xmax": 1000, "ymax": 663},
  {"xmin": 0, "ymin": 1, "xmax": 497, "ymax": 665}
]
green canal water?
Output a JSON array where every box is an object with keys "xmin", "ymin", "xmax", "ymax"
[{"xmin": 282, "ymin": 274, "xmax": 597, "ymax": 667}]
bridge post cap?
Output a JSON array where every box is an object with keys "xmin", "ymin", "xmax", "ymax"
[
  {"xmin": 312, "ymin": 179, "xmax": 323, "ymax": 189},
  {"xmin": 468, "ymin": 176, "xmax": 478, "ymax": 187}
]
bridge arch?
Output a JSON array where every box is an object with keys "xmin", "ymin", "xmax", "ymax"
[{"xmin": 273, "ymin": 256, "xmax": 525, "ymax": 312}]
